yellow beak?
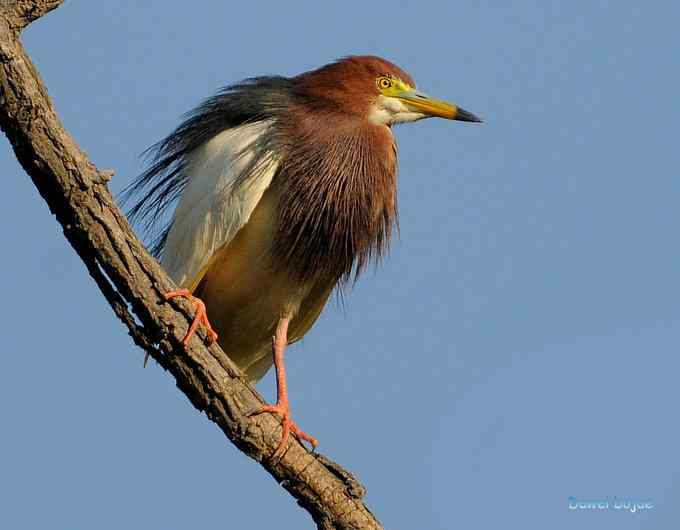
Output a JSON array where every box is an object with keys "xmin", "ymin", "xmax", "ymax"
[{"xmin": 395, "ymin": 89, "xmax": 482, "ymax": 122}]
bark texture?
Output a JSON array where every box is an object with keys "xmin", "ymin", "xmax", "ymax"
[{"xmin": 0, "ymin": 2, "xmax": 382, "ymax": 529}]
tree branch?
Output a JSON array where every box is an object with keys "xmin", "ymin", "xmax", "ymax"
[{"xmin": 0, "ymin": 2, "xmax": 382, "ymax": 529}]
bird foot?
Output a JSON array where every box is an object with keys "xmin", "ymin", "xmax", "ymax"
[
  {"xmin": 165, "ymin": 289, "xmax": 218, "ymax": 347},
  {"xmin": 253, "ymin": 400, "xmax": 318, "ymax": 460}
]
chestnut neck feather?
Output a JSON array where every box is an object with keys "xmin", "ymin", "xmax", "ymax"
[{"xmin": 273, "ymin": 105, "xmax": 398, "ymax": 284}]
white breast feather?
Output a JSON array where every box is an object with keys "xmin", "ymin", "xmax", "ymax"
[{"xmin": 162, "ymin": 120, "xmax": 278, "ymax": 288}]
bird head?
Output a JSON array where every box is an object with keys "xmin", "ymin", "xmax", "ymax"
[{"xmin": 293, "ymin": 55, "xmax": 481, "ymax": 126}]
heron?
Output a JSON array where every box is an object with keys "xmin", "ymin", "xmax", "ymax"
[{"xmin": 124, "ymin": 55, "xmax": 481, "ymax": 458}]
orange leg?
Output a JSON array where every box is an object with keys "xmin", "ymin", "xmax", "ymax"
[
  {"xmin": 253, "ymin": 316, "xmax": 318, "ymax": 459},
  {"xmin": 165, "ymin": 289, "xmax": 218, "ymax": 347}
]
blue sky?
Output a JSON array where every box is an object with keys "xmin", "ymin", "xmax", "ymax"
[{"xmin": 1, "ymin": 1, "xmax": 679, "ymax": 529}]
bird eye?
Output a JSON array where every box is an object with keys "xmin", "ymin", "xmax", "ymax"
[{"xmin": 377, "ymin": 76, "xmax": 392, "ymax": 90}]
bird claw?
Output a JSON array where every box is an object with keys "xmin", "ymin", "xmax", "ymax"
[
  {"xmin": 165, "ymin": 289, "xmax": 218, "ymax": 347},
  {"xmin": 252, "ymin": 402, "xmax": 318, "ymax": 460}
]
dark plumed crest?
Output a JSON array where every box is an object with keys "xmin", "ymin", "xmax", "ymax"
[
  {"xmin": 120, "ymin": 76, "xmax": 293, "ymax": 257},
  {"xmin": 292, "ymin": 55, "xmax": 415, "ymax": 118},
  {"xmin": 300, "ymin": 55, "xmax": 415, "ymax": 88}
]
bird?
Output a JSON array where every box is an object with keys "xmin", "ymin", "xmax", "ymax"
[{"xmin": 123, "ymin": 55, "xmax": 481, "ymax": 458}]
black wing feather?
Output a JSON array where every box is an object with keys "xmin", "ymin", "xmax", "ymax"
[{"xmin": 120, "ymin": 76, "xmax": 293, "ymax": 258}]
